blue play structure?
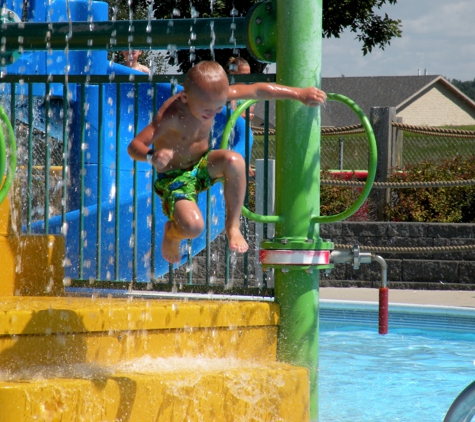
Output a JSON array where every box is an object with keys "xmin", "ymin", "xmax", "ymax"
[{"xmin": 2, "ymin": 0, "xmax": 250, "ymax": 281}]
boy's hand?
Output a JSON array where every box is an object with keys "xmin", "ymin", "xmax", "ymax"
[
  {"xmin": 151, "ymin": 148, "xmax": 174, "ymax": 171},
  {"xmin": 299, "ymin": 87, "xmax": 327, "ymax": 107}
]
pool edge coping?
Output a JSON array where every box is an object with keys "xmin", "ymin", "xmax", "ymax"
[{"xmin": 320, "ymin": 299, "xmax": 475, "ymax": 318}]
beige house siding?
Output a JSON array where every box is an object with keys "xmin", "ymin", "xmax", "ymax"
[{"xmin": 398, "ymin": 84, "xmax": 475, "ymax": 126}]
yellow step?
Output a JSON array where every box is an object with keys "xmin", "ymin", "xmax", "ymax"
[
  {"xmin": 0, "ymin": 359, "xmax": 309, "ymax": 422},
  {"xmin": 0, "ymin": 297, "xmax": 279, "ymax": 365}
]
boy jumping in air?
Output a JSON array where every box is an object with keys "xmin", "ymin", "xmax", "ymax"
[{"xmin": 127, "ymin": 61, "xmax": 326, "ymax": 263}]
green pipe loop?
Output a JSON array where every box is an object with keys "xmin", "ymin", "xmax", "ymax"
[
  {"xmin": 221, "ymin": 99, "xmax": 283, "ymax": 224},
  {"xmin": 0, "ymin": 116, "xmax": 5, "ymax": 181},
  {"xmin": 0, "ymin": 106, "xmax": 18, "ymax": 205},
  {"xmin": 220, "ymin": 94, "xmax": 377, "ymax": 225},
  {"xmin": 310, "ymin": 93, "xmax": 377, "ymax": 223},
  {"xmin": 221, "ymin": 99, "xmax": 258, "ymax": 150}
]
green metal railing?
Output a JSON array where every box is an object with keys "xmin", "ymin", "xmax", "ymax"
[{"xmin": 0, "ymin": 73, "xmax": 275, "ymax": 294}]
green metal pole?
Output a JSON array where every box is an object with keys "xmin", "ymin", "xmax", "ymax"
[{"xmin": 275, "ymin": 0, "xmax": 323, "ymax": 420}]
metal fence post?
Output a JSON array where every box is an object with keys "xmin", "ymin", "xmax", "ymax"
[
  {"xmin": 392, "ymin": 116, "xmax": 403, "ymax": 170},
  {"xmin": 369, "ymin": 107, "xmax": 397, "ymax": 220},
  {"xmin": 339, "ymin": 137, "xmax": 344, "ymax": 170},
  {"xmin": 255, "ymin": 159, "xmax": 275, "ymax": 287}
]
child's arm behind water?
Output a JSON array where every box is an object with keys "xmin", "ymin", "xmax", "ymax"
[{"xmin": 228, "ymin": 83, "xmax": 326, "ymax": 107}]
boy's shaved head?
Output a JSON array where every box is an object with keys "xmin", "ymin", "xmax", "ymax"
[{"xmin": 184, "ymin": 61, "xmax": 229, "ymax": 96}]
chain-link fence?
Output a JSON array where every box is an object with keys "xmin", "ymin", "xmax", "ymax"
[
  {"xmin": 252, "ymin": 129, "xmax": 372, "ymax": 172},
  {"xmin": 321, "ymin": 133, "xmax": 369, "ymax": 170},
  {"xmin": 250, "ymin": 133, "xmax": 276, "ymax": 162},
  {"xmin": 400, "ymin": 132, "xmax": 475, "ymax": 167},
  {"xmin": 251, "ymin": 123, "xmax": 475, "ymax": 171}
]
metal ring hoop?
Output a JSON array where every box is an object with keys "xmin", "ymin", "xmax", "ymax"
[
  {"xmin": 311, "ymin": 93, "xmax": 377, "ymax": 223},
  {"xmin": 220, "ymin": 94, "xmax": 377, "ymax": 224}
]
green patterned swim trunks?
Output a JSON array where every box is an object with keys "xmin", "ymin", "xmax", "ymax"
[{"xmin": 153, "ymin": 151, "xmax": 217, "ymax": 221}]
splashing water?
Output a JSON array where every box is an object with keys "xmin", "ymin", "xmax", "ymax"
[
  {"xmin": 209, "ymin": 21, "xmax": 215, "ymax": 61},
  {"xmin": 226, "ymin": 251, "xmax": 237, "ymax": 289}
]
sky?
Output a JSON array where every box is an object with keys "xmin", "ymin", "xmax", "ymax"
[
  {"xmin": 320, "ymin": 0, "xmax": 475, "ymax": 81},
  {"xmin": 168, "ymin": 0, "xmax": 474, "ymax": 81}
]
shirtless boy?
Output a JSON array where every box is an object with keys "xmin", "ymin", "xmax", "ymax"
[{"xmin": 127, "ymin": 60, "xmax": 326, "ymax": 263}]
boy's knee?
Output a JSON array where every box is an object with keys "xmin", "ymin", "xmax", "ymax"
[
  {"xmin": 179, "ymin": 219, "xmax": 204, "ymax": 239},
  {"xmin": 173, "ymin": 207, "xmax": 204, "ymax": 238},
  {"xmin": 225, "ymin": 151, "xmax": 245, "ymax": 167}
]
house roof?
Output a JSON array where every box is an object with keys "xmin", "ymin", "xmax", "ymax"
[
  {"xmin": 320, "ymin": 75, "xmax": 440, "ymax": 126},
  {"xmin": 252, "ymin": 75, "xmax": 475, "ymax": 128}
]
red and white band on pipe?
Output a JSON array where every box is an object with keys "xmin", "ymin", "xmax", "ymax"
[{"xmin": 259, "ymin": 250, "xmax": 330, "ymax": 266}]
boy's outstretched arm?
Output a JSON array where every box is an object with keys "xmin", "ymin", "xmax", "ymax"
[{"xmin": 228, "ymin": 83, "xmax": 326, "ymax": 107}]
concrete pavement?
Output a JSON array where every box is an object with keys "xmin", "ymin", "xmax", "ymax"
[{"xmin": 320, "ymin": 287, "xmax": 475, "ymax": 308}]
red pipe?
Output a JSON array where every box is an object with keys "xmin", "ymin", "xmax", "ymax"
[
  {"xmin": 327, "ymin": 170, "xmax": 368, "ymax": 180},
  {"xmin": 379, "ymin": 287, "xmax": 389, "ymax": 335}
]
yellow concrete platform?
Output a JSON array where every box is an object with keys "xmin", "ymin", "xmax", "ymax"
[
  {"xmin": 0, "ymin": 186, "xmax": 64, "ymax": 296},
  {"xmin": 0, "ymin": 184, "xmax": 294, "ymax": 422},
  {"xmin": 0, "ymin": 167, "xmax": 310, "ymax": 421},
  {"xmin": 0, "ymin": 361, "xmax": 309, "ymax": 422},
  {"xmin": 0, "ymin": 297, "xmax": 306, "ymax": 421}
]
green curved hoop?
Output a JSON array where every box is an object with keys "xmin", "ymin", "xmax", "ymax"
[
  {"xmin": 0, "ymin": 106, "xmax": 18, "ymax": 205},
  {"xmin": 221, "ymin": 99, "xmax": 258, "ymax": 150},
  {"xmin": 310, "ymin": 93, "xmax": 377, "ymax": 223},
  {"xmin": 0, "ymin": 117, "xmax": 5, "ymax": 183},
  {"xmin": 221, "ymin": 99, "xmax": 283, "ymax": 223},
  {"xmin": 220, "ymin": 94, "xmax": 377, "ymax": 225}
]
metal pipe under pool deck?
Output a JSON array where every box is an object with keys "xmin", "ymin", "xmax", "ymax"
[{"xmin": 330, "ymin": 248, "xmax": 388, "ymax": 334}]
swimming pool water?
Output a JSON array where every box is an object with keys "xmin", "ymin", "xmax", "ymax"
[{"xmin": 319, "ymin": 302, "xmax": 475, "ymax": 422}]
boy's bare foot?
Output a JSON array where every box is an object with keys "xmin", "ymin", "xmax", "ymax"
[
  {"xmin": 227, "ymin": 227, "xmax": 249, "ymax": 253},
  {"xmin": 162, "ymin": 221, "xmax": 182, "ymax": 263}
]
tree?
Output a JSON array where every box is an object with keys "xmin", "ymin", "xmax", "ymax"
[
  {"xmin": 451, "ymin": 78, "xmax": 475, "ymax": 102},
  {"xmin": 153, "ymin": 0, "xmax": 402, "ymax": 73},
  {"xmin": 323, "ymin": 0, "xmax": 401, "ymax": 56}
]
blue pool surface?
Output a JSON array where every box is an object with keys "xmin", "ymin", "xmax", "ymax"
[{"xmin": 319, "ymin": 301, "xmax": 475, "ymax": 422}]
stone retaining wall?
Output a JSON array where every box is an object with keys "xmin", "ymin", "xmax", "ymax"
[
  {"xmin": 320, "ymin": 222, "xmax": 475, "ymax": 290},
  {"xmin": 172, "ymin": 222, "xmax": 475, "ymax": 290}
]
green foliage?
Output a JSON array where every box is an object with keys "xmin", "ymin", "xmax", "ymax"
[
  {"xmin": 451, "ymin": 78, "xmax": 475, "ymax": 102},
  {"xmin": 320, "ymin": 171, "xmax": 370, "ymax": 221},
  {"xmin": 324, "ymin": 0, "xmax": 402, "ymax": 55},
  {"xmin": 385, "ymin": 156, "xmax": 475, "ymax": 223}
]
